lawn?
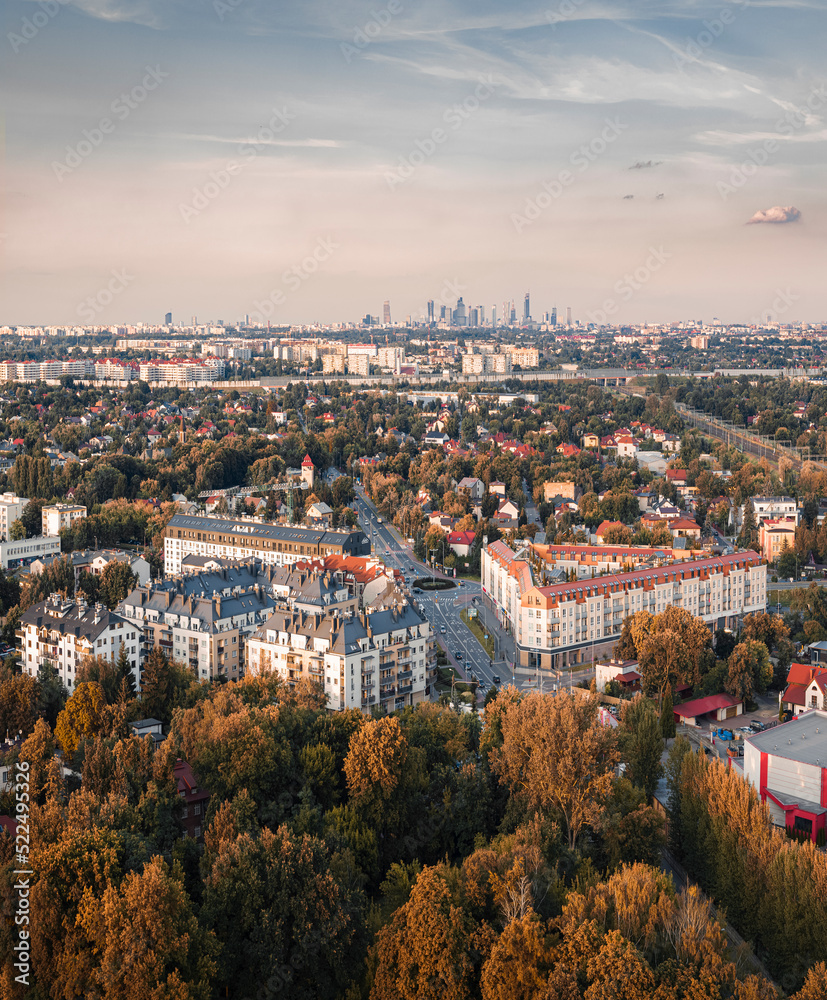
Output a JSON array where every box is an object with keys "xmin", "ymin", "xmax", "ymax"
[
  {"xmin": 460, "ymin": 609, "xmax": 495, "ymax": 658},
  {"xmin": 768, "ymin": 589, "xmax": 795, "ymax": 609}
]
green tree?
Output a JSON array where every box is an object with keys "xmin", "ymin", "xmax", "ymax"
[
  {"xmin": 116, "ymin": 641, "xmax": 136, "ymax": 696},
  {"xmin": 619, "ymin": 698, "xmax": 664, "ymax": 800},
  {"xmin": 99, "ymin": 560, "xmax": 137, "ymax": 609},
  {"xmin": 9, "ymin": 518, "xmax": 26, "ymax": 541},
  {"xmin": 660, "ymin": 684, "xmax": 676, "ymax": 739},
  {"xmin": 726, "ymin": 640, "xmax": 771, "ymax": 704}
]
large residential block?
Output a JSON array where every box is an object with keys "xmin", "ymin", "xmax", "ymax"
[
  {"xmin": 246, "ymin": 603, "xmax": 432, "ymax": 713},
  {"xmin": 483, "ymin": 541, "xmax": 767, "ymax": 670},
  {"xmin": 42, "ymin": 503, "xmax": 87, "ymax": 537},
  {"xmin": 0, "ymin": 493, "xmax": 26, "ymax": 541},
  {"xmin": 163, "ymin": 513, "xmax": 370, "ymax": 576},
  {"xmin": 20, "ymin": 594, "xmax": 141, "ymax": 692}
]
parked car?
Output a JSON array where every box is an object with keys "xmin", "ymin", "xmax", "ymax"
[{"xmin": 749, "ymin": 720, "xmax": 766, "ymax": 732}]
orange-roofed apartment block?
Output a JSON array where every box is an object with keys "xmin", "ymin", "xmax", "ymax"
[{"xmin": 482, "ymin": 539, "xmax": 767, "ymax": 673}]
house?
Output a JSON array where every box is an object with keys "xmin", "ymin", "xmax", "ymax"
[
  {"xmin": 490, "ymin": 481, "xmax": 506, "ymax": 498},
  {"xmin": 780, "ymin": 663, "xmax": 827, "ymax": 714},
  {"xmin": 424, "ymin": 430, "xmax": 449, "ymax": 447},
  {"xmin": 494, "ymin": 498, "xmax": 519, "ymax": 527},
  {"xmin": 556, "ymin": 443, "xmax": 581, "ymax": 458},
  {"xmin": 457, "ymin": 477, "xmax": 485, "ymax": 501},
  {"xmin": 306, "ymin": 501, "xmax": 333, "ymax": 528},
  {"xmin": 582, "ymin": 432, "xmax": 600, "ymax": 450},
  {"xmin": 595, "ymin": 658, "xmax": 641, "ymax": 693},
  {"xmin": 743, "ymin": 709, "xmax": 827, "ymax": 842},
  {"xmin": 174, "ymin": 759, "xmax": 210, "ymax": 841},
  {"xmin": 669, "ymin": 517, "xmax": 701, "ymax": 542},
  {"xmin": 615, "ymin": 435, "xmax": 638, "ymax": 458},
  {"xmin": 447, "ymin": 530, "xmax": 476, "ymax": 558},
  {"xmin": 760, "ymin": 518, "xmax": 797, "ymax": 564},
  {"xmin": 543, "ymin": 481, "xmax": 578, "ymax": 503},
  {"xmin": 131, "ymin": 718, "xmax": 164, "ymax": 747},
  {"xmin": 665, "ymin": 469, "xmax": 687, "ymax": 485}
]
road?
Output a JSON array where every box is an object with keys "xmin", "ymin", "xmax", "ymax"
[{"xmin": 351, "ymin": 484, "xmax": 595, "ymax": 700}]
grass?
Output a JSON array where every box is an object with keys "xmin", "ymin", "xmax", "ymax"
[
  {"xmin": 460, "ymin": 609, "xmax": 495, "ymax": 658},
  {"xmin": 768, "ymin": 589, "xmax": 795, "ymax": 609}
]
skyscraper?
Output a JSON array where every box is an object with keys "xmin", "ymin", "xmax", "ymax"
[
  {"xmin": 164, "ymin": 311, "xmax": 172, "ymax": 325},
  {"xmin": 383, "ymin": 300, "xmax": 391, "ymax": 325},
  {"xmin": 510, "ymin": 300, "xmax": 516, "ymax": 324},
  {"xmin": 566, "ymin": 306, "xmax": 572, "ymax": 327},
  {"xmin": 427, "ymin": 299, "xmax": 435, "ymax": 324},
  {"xmin": 491, "ymin": 305, "xmax": 497, "ymax": 328},
  {"xmin": 452, "ymin": 297, "xmax": 467, "ymax": 326},
  {"xmin": 477, "ymin": 305, "xmax": 484, "ymax": 325},
  {"xmin": 523, "ymin": 293, "xmax": 530, "ymax": 322},
  {"xmin": 469, "ymin": 307, "xmax": 478, "ymax": 327},
  {"xmin": 551, "ymin": 307, "xmax": 557, "ymax": 326}
]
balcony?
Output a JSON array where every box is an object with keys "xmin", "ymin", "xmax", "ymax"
[
  {"xmin": 397, "ymin": 669, "xmax": 413, "ymax": 680},
  {"xmin": 380, "ymin": 686, "xmax": 396, "ymax": 699},
  {"xmin": 397, "ymin": 683, "xmax": 413, "ymax": 694}
]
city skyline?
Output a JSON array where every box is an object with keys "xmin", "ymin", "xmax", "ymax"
[{"xmin": 2, "ymin": 0, "xmax": 826, "ymax": 325}]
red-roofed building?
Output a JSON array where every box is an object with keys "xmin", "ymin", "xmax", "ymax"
[
  {"xmin": 556, "ymin": 443, "xmax": 581, "ymax": 458},
  {"xmin": 174, "ymin": 759, "xmax": 210, "ymax": 841},
  {"xmin": 447, "ymin": 530, "xmax": 476, "ymax": 558},
  {"xmin": 673, "ymin": 692, "xmax": 743, "ymax": 726},
  {"xmin": 781, "ymin": 663, "xmax": 827, "ymax": 714},
  {"xmin": 665, "ymin": 469, "xmax": 688, "ymax": 484}
]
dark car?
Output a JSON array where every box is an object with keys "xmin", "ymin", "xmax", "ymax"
[
  {"xmin": 454, "ymin": 651, "xmax": 463, "ymax": 659},
  {"xmin": 749, "ymin": 720, "xmax": 766, "ymax": 732},
  {"xmin": 492, "ymin": 675, "xmax": 501, "ymax": 685}
]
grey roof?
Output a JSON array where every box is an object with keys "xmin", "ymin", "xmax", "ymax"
[
  {"xmin": 167, "ymin": 513, "xmax": 366, "ymax": 549},
  {"xmin": 119, "ymin": 575, "xmax": 274, "ymax": 628},
  {"xmin": 766, "ymin": 788, "xmax": 827, "ymax": 816},
  {"xmin": 749, "ymin": 710, "xmax": 827, "ymax": 767},
  {"xmin": 21, "ymin": 597, "xmax": 130, "ymax": 643}
]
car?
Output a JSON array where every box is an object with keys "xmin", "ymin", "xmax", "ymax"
[
  {"xmin": 458, "ymin": 581, "xmax": 464, "ymax": 587},
  {"xmin": 413, "ymin": 587, "xmax": 422, "ymax": 594},
  {"xmin": 492, "ymin": 675, "xmax": 501, "ymax": 685},
  {"xmin": 440, "ymin": 625, "xmax": 447, "ymax": 633},
  {"xmin": 454, "ymin": 651, "xmax": 463, "ymax": 659},
  {"xmin": 749, "ymin": 720, "xmax": 766, "ymax": 732},
  {"xmin": 738, "ymin": 726, "xmax": 754, "ymax": 735}
]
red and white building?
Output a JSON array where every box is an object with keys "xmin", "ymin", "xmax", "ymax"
[
  {"xmin": 781, "ymin": 663, "xmax": 827, "ymax": 715},
  {"xmin": 744, "ymin": 709, "xmax": 827, "ymax": 842}
]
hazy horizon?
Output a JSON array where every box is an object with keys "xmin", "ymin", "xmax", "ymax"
[{"xmin": 2, "ymin": 0, "xmax": 826, "ymax": 327}]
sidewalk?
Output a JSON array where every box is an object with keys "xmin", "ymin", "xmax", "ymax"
[{"xmin": 477, "ymin": 595, "xmax": 517, "ymax": 666}]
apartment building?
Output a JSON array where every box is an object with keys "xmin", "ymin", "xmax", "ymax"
[
  {"xmin": 347, "ymin": 354, "xmax": 370, "ymax": 377},
  {"xmin": 138, "ymin": 358, "xmax": 225, "ymax": 383},
  {"xmin": 246, "ymin": 603, "xmax": 431, "ymax": 713},
  {"xmin": 505, "ymin": 346, "xmax": 540, "ymax": 368},
  {"xmin": 118, "ymin": 568, "xmax": 275, "ymax": 682},
  {"xmin": 483, "ymin": 541, "xmax": 766, "ymax": 670},
  {"xmin": 0, "ymin": 493, "xmax": 26, "ymax": 541},
  {"xmin": 322, "ymin": 353, "xmax": 346, "ymax": 374},
  {"xmin": 0, "ymin": 534, "xmax": 61, "ymax": 570},
  {"xmin": 760, "ymin": 518, "xmax": 797, "ymax": 564},
  {"xmin": 529, "ymin": 542, "xmax": 676, "ymax": 582},
  {"xmin": 748, "ymin": 496, "xmax": 799, "ymax": 527},
  {"xmin": 42, "ymin": 503, "xmax": 87, "ymax": 537},
  {"xmin": 19, "ymin": 594, "xmax": 141, "ymax": 692},
  {"xmin": 163, "ymin": 514, "xmax": 370, "ymax": 577}
]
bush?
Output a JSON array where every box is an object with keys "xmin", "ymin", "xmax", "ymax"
[{"xmin": 771, "ymin": 575, "xmax": 778, "ymax": 582}]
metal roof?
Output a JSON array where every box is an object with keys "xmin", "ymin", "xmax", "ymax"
[{"xmin": 749, "ymin": 710, "xmax": 827, "ymax": 768}]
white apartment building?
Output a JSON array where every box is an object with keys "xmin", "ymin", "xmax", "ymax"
[
  {"xmin": 483, "ymin": 541, "xmax": 766, "ymax": 670},
  {"xmin": 461, "ymin": 353, "xmax": 486, "ymax": 375},
  {"xmin": 0, "ymin": 493, "xmax": 26, "ymax": 542},
  {"xmin": 748, "ymin": 496, "xmax": 799, "ymax": 527},
  {"xmin": 247, "ymin": 604, "xmax": 430, "ymax": 713},
  {"xmin": 505, "ymin": 346, "xmax": 540, "ymax": 368},
  {"xmin": 20, "ymin": 594, "xmax": 141, "ymax": 692},
  {"xmin": 322, "ymin": 353, "xmax": 346, "ymax": 374},
  {"xmin": 118, "ymin": 572, "xmax": 274, "ymax": 683},
  {"xmin": 138, "ymin": 358, "xmax": 225, "ymax": 383},
  {"xmin": 94, "ymin": 358, "xmax": 136, "ymax": 381},
  {"xmin": 0, "ymin": 534, "xmax": 61, "ymax": 570},
  {"xmin": 42, "ymin": 503, "xmax": 87, "ymax": 537},
  {"xmin": 163, "ymin": 514, "xmax": 370, "ymax": 577},
  {"xmin": 347, "ymin": 354, "xmax": 370, "ymax": 377},
  {"xmin": 377, "ymin": 346, "xmax": 405, "ymax": 369}
]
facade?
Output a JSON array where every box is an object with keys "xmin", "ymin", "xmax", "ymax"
[
  {"xmin": 0, "ymin": 493, "xmax": 26, "ymax": 541},
  {"xmin": 163, "ymin": 513, "xmax": 369, "ymax": 577},
  {"xmin": 543, "ymin": 481, "xmax": 578, "ymax": 502},
  {"xmin": 749, "ymin": 496, "xmax": 799, "ymax": 527},
  {"xmin": 42, "ymin": 503, "xmax": 87, "ymax": 537},
  {"xmin": 744, "ymin": 709, "xmax": 827, "ymax": 842},
  {"xmin": 19, "ymin": 594, "xmax": 141, "ymax": 692},
  {"xmin": 118, "ymin": 569, "xmax": 275, "ymax": 682},
  {"xmin": 0, "ymin": 534, "xmax": 61, "ymax": 570},
  {"xmin": 174, "ymin": 759, "xmax": 210, "ymax": 841},
  {"xmin": 31, "ymin": 548, "xmax": 151, "ymax": 587},
  {"xmin": 483, "ymin": 541, "xmax": 767, "ymax": 669},
  {"xmin": 347, "ymin": 353, "xmax": 370, "ymax": 377},
  {"xmin": 322, "ymin": 353, "xmax": 346, "ymax": 374},
  {"xmin": 528, "ymin": 542, "xmax": 676, "ymax": 582},
  {"xmin": 760, "ymin": 518, "xmax": 797, "ymax": 564},
  {"xmin": 246, "ymin": 603, "xmax": 432, "ymax": 713}
]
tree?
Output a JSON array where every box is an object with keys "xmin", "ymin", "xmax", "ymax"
[
  {"xmin": 0, "ymin": 667, "xmax": 39, "ymax": 738},
  {"xmin": 54, "ymin": 680, "xmax": 107, "ymax": 758},
  {"xmin": 638, "ymin": 630, "xmax": 689, "ymax": 709},
  {"xmin": 9, "ymin": 518, "xmax": 26, "ymax": 541},
  {"xmin": 661, "ymin": 684, "xmax": 676, "ymax": 739},
  {"xmin": 140, "ymin": 646, "xmax": 170, "ymax": 721},
  {"xmin": 619, "ymin": 698, "xmax": 664, "ymax": 800},
  {"xmin": 116, "ymin": 641, "xmax": 136, "ymax": 697},
  {"xmin": 726, "ymin": 640, "xmax": 771, "ymax": 704},
  {"xmin": 490, "ymin": 692, "xmax": 619, "ymax": 850},
  {"xmin": 99, "ymin": 560, "xmax": 137, "ymax": 609},
  {"xmin": 777, "ymin": 545, "xmax": 798, "ymax": 581},
  {"xmin": 738, "ymin": 504, "xmax": 760, "ymax": 552},
  {"xmin": 741, "ymin": 612, "xmax": 789, "ymax": 654}
]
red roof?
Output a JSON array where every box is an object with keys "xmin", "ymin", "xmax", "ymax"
[
  {"xmin": 447, "ymin": 530, "xmax": 476, "ymax": 546},
  {"xmin": 595, "ymin": 520, "xmax": 625, "ymax": 536},
  {"xmin": 302, "ymin": 453, "xmax": 314, "ymax": 466},
  {"xmin": 673, "ymin": 693, "xmax": 741, "ymax": 718},
  {"xmin": 666, "ymin": 469, "xmax": 687, "ymax": 481}
]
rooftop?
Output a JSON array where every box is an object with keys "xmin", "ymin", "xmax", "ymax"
[{"xmin": 749, "ymin": 709, "xmax": 827, "ymax": 767}]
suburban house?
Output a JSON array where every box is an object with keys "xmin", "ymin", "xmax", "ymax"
[
  {"xmin": 595, "ymin": 658, "xmax": 641, "ymax": 693},
  {"xmin": 780, "ymin": 663, "xmax": 827, "ymax": 715},
  {"xmin": 447, "ymin": 530, "xmax": 476, "ymax": 558}
]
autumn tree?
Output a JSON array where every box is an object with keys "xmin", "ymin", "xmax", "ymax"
[
  {"xmin": 638, "ymin": 630, "xmax": 689, "ymax": 709},
  {"xmin": 490, "ymin": 692, "xmax": 619, "ymax": 850},
  {"xmin": 661, "ymin": 684, "xmax": 676, "ymax": 739},
  {"xmin": 54, "ymin": 681, "xmax": 107, "ymax": 758},
  {"xmin": 726, "ymin": 640, "xmax": 771, "ymax": 705},
  {"xmin": 619, "ymin": 697, "xmax": 664, "ymax": 800},
  {"xmin": 741, "ymin": 612, "xmax": 789, "ymax": 653}
]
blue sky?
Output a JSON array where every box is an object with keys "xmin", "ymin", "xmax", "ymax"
[{"xmin": 2, "ymin": 0, "xmax": 826, "ymax": 326}]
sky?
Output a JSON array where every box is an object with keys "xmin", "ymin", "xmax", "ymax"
[{"xmin": 1, "ymin": 0, "xmax": 826, "ymax": 327}]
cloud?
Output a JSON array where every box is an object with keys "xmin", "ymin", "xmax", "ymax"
[{"xmin": 747, "ymin": 205, "xmax": 801, "ymax": 224}]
